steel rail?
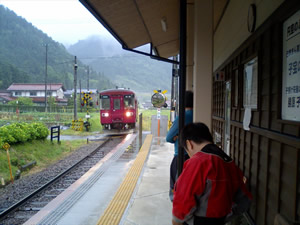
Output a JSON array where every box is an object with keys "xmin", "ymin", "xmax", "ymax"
[{"xmin": 0, "ymin": 137, "xmax": 111, "ymax": 220}]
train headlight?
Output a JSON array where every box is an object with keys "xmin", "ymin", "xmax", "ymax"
[
  {"xmin": 126, "ymin": 111, "xmax": 133, "ymax": 117},
  {"xmin": 102, "ymin": 112, "xmax": 109, "ymax": 117}
]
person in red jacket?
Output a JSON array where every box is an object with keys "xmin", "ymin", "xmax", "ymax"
[{"xmin": 172, "ymin": 123, "xmax": 252, "ymax": 225}]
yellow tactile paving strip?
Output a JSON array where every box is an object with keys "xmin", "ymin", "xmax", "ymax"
[{"xmin": 97, "ymin": 134, "xmax": 153, "ymax": 225}]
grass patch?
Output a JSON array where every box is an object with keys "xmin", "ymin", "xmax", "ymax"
[
  {"xmin": 0, "ymin": 112, "xmax": 73, "ymax": 125},
  {"xmin": 60, "ymin": 112, "xmax": 102, "ymax": 135},
  {"xmin": 0, "ymin": 139, "xmax": 87, "ymax": 183},
  {"xmin": 0, "ymin": 109, "xmax": 172, "ymax": 184},
  {"xmin": 139, "ymin": 109, "xmax": 170, "ymax": 131}
]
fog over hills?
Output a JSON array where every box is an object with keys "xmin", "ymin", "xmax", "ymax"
[
  {"xmin": 68, "ymin": 35, "xmax": 125, "ymax": 64},
  {"xmin": 67, "ymin": 35, "xmax": 173, "ymax": 96},
  {"xmin": 0, "ymin": 6, "xmax": 115, "ymax": 91}
]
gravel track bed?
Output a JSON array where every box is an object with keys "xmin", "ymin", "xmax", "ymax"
[{"xmin": 0, "ymin": 137, "xmax": 122, "ymax": 213}]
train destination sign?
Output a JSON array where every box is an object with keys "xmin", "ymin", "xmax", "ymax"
[{"xmin": 282, "ymin": 9, "xmax": 300, "ymax": 121}]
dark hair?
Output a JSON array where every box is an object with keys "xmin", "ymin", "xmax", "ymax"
[
  {"xmin": 180, "ymin": 123, "xmax": 213, "ymax": 149},
  {"xmin": 185, "ymin": 91, "xmax": 193, "ymax": 108}
]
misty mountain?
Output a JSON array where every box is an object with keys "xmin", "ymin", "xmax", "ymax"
[
  {"xmin": 0, "ymin": 5, "xmax": 115, "ymax": 91},
  {"xmin": 68, "ymin": 35, "xmax": 124, "ymax": 64},
  {"xmin": 67, "ymin": 36, "xmax": 173, "ymax": 94}
]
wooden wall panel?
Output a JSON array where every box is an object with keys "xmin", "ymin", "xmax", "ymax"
[
  {"xmin": 244, "ymin": 132, "xmax": 252, "ymax": 182},
  {"xmin": 280, "ymin": 145, "xmax": 298, "ymax": 220},
  {"xmin": 283, "ymin": 124, "xmax": 300, "ymax": 137},
  {"xmin": 239, "ymin": 129, "xmax": 245, "ymax": 169},
  {"xmin": 297, "ymin": 150, "xmax": 300, "ymax": 221},
  {"xmin": 260, "ymin": 110, "xmax": 269, "ymax": 129},
  {"xmin": 211, "ymin": 2, "xmax": 300, "ymax": 223},
  {"xmin": 270, "ymin": 111, "xmax": 281, "ymax": 132},
  {"xmin": 231, "ymin": 109, "xmax": 236, "ymax": 122},
  {"xmin": 256, "ymin": 136, "xmax": 268, "ymax": 224},
  {"xmin": 230, "ymin": 125, "xmax": 235, "ymax": 157},
  {"xmin": 249, "ymin": 133, "xmax": 259, "ymax": 217},
  {"xmin": 266, "ymin": 140, "xmax": 281, "ymax": 224},
  {"xmin": 252, "ymin": 111, "xmax": 260, "ymax": 127},
  {"xmin": 234, "ymin": 126, "xmax": 240, "ymax": 166}
]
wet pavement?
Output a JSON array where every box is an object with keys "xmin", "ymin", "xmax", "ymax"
[
  {"xmin": 56, "ymin": 134, "xmax": 106, "ymax": 141},
  {"xmin": 24, "ymin": 133, "xmax": 140, "ymax": 225},
  {"xmin": 48, "ymin": 128, "xmax": 137, "ymax": 141}
]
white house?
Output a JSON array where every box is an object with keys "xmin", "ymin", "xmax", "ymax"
[{"xmin": 7, "ymin": 83, "xmax": 67, "ymax": 105}]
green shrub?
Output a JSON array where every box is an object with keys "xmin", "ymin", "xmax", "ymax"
[
  {"xmin": 0, "ymin": 126, "xmax": 16, "ymax": 144},
  {"xmin": 26, "ymin": 123, "xmax": 39, "ymax": 140},
  {"xmin": 9, "ymin": 123, "xmax": 30, "ymax": 143},
  {"xmin": 0, "ymin": 139, "xmax": 4, "ymax": 149},
  {"xmin": 0, "ymin": 122, "xmax": 49, "ymax": 146},
  {"xmin": 31, "ymin": 122, "xmax": 49, "ymax": 139}
]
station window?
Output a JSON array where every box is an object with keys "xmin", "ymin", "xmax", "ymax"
[
  {"xmin": 124, "ymin": 94, "xmax": 135, "ymax": 109},
  {"xmin": 14, "ymin": 91, "xmax": 21, "ymax": 96},
  {"xmin": 100, "ymin": 95, "xmax": 110, "ymax": 110},
  {"xmin": 30, "ymin": 92, "xmax": 37, "ymax": 96}
]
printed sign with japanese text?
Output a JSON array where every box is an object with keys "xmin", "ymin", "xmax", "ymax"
[{"xmin": 282, "ymin": 10, "xmax": 300, "ymax": 121}]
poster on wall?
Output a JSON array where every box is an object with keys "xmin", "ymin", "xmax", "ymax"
[
  {"xmin": 282, "ymin": 10, "xmax": 300, "ymax": 122},
  {"xmin": 243, "ymin": 57, "xmax": 258, "ymax": 130},
  {"xmin": 243, "ymin": 57, "xmax": 258, "ymax": 109}
]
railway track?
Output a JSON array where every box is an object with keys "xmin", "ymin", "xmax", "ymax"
[{"xmin": 0, "ymin": 135, "xmax": 127, "ymax": 225}]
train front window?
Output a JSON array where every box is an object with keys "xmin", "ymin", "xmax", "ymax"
[
  {"xmin": 114, "ymin": 99, "xmax": 121, "ymax": 110},
  {"xmin": 100, "ymin": 95, "xmax": 110, "ymax": 110},
  {"xmin": 124, "ymin": 95, "xmax": 135, "ymax": 109}
]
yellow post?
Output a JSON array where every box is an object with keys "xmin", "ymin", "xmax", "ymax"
[
  {"xmin": 3, "ymin": 143, "xmax": 13, "ymax": 184},
  {"xmin": 158, "ymin": 119, "xmax": 160, "ymax": 137},
  {"xmin": 6, "ymin": 150, "xmax": 13, "ymax": 183}
]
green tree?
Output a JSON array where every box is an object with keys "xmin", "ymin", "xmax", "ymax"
[
  {"xmin": 67, "ymin": 92, "xmax": 82, "ymax": 107},
  {"xmin": 8, "ymin": 97, "xmax": 33, "ymax": 106},
  {"xmin": 48, "ymin": 96, "xmax": 56, "ymax": 107}
]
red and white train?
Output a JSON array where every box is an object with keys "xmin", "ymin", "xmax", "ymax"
[{"xmin": 99, "ymin": 88, "xmax": 137, "ymax": 130}]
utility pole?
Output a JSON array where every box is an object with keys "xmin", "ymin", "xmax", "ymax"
[
  {"xmin": 87, "ymin": 66, "xmax": 90, "ymax": 91},
  {"xmin": 74, "ymin": 56, "xmax": 78, "ymax": 120},
  {"xmin": 49, "ymin": 82, "xmax": 52, "ymax": 113},
  {"xmin": 44, "ymin": 44, "xmax": 48, "ymax": 112},
  {"xmin": 79, "ymin": 79, "xmax": 82, "ymax": 112}
]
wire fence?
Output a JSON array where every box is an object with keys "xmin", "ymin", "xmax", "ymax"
[
  {"xmin": 0, "ymin": 106, "xmax": 168, "ymax": 131},
  {"xmin": 0, "ymin": 112, "xmax": 74, "ymax": 127},
  {"xmin": 0, "ymin": 105, "xmax": 75, "ymax": 113}
]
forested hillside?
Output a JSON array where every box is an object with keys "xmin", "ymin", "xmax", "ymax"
[
  {"xmin": 68, "ymin": 36, "xmax": 173, "ymax": 93},
  {"xmin": 0, "ymin": 5, "xmax": 114, "ymax": 91}
]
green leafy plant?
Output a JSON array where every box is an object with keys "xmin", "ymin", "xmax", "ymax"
[
  {"xmin": 0, "ymin": 122, "xmax": 49, "ymax": 145},
  {"xmin": 8, "ymin": 97, "xmax": 34, "ymax": 106}
]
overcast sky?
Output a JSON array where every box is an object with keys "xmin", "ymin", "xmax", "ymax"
[{"xmin": 0, "ymin": 0, "xmax": 112, "ymax": 46}]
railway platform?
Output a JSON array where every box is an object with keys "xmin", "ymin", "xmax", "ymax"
[{"xmin": 24, "ymin": 133, "xmax": 173, "ymax": 225}]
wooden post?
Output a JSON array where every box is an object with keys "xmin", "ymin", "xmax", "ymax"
[
  {"xmin": 74, "ymin": 56, "xmax": 78, "ymax": 120},
  {"xmin": 6, "ymin": 149, "xmax": 13, "ymax": 183}
]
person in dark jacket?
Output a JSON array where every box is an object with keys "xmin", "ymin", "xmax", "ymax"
[
  {"xmin": 166, "ymin": 91, "xmax": 193, "ymax": 201},
  {"xmin": 172, "ymin": 123, "xmax": 252, "ymax": 225}
]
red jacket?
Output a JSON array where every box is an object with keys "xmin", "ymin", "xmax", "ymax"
[{"xmin": 172, "ymin": 144, "xmax": 252, "ymax": 223}]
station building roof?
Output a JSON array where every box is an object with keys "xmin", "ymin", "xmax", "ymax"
[{"xmin": 79, "ymin": 0, "xmax": 229, "ymax": 59}]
